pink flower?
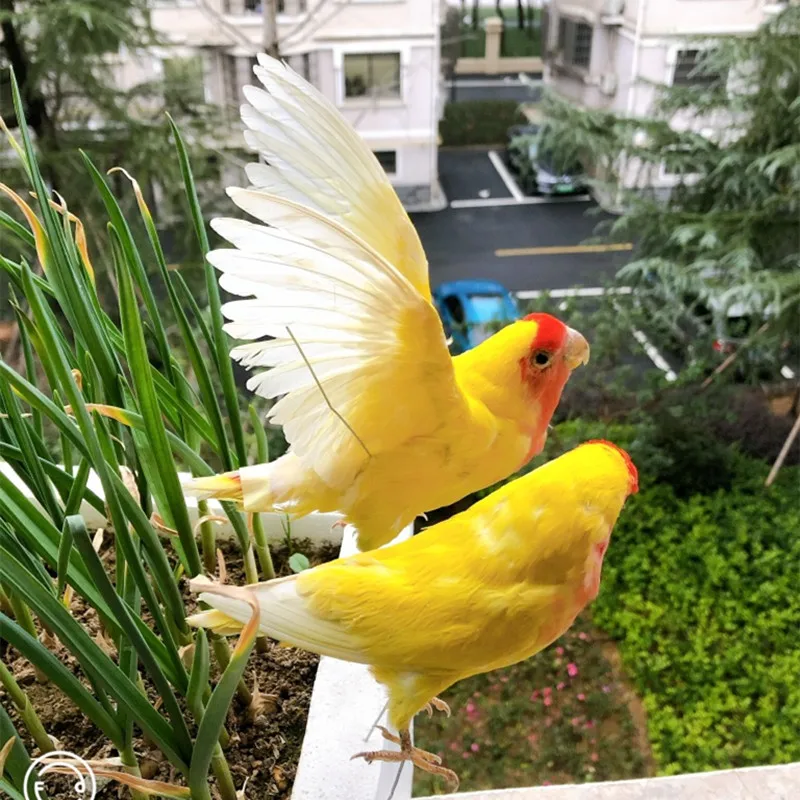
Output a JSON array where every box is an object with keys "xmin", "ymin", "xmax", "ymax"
[
  {"xmin": 542, "ymin": 780, "xmax": 552, "ymax": 786},
  {"xmin": 584, "ymin": 720, "xmax": 595, "ymax": 730},
  {"xmin": 557, "ymin": 682, "xmax": 566, "ymax": 691},
  {"xmin": 530, "ymin": 690, "xmax": 539, "ymax": 700},
  {"xmin": 578, "ymin": 632, "xmax": 589, "ymax": 641},
  {"xmin": 577, "ymin": 693, "xmax": 586, "ymax": 701},
  {"xmin": 567, "ymin": 663, "xmax": 579, "ymax": 678},
  {"xmin": 555, "ymin": 646, "xmax": 565, "ymax": 655},
  {"xmin": 543, "ymin": 686, "xmax": 552, "ymax": 696},
  {"xmin": 570, "ymin": 717, "xmax": 581, "ymax": 726},
  {"xmin": 543, "ymin": 696, "xmax": 553, "ymax": 706},
  {"xmin": 448, "ymin": 742, "xmax": 460, "ymax": 752},
  {"xmin": 590, "ymin": 752, "xmax": 599, "ymax": 762},
  {"xmin": 462, "ymin": 751, "xmax": 471, "ymax": 759},
  {"xmin": 466, "ymin": 701, "xmax": 475, "ymax": 713},
  {"xmin": 500, "ymin": 676, "xmax": 509, "ymax": 683},
  {"xmin": 527, "ymin": 733, "xmax": 538, "ymax": 744},
  {"xmin": 602, "ymin": 685, "xmax": 611, "ymax": 693},
  {"xmin": 470, "ymin": 743, "xmax": 480, "ymax": 753}
]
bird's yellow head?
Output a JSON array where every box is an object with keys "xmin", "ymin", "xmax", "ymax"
[
  {"xmin": 573, "ymin": 439, "xmax": 640, "ymax": 497},
  {"xmin": 455, "ymin": 313, "xmax": 589, "ymax": 445}
]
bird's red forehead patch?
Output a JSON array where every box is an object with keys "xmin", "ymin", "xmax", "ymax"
[
  {"xmin": 585, "ymin": 439, "xmax": 639, "ymax": 494},
  {"xmin": 523, "ymin": 313, "xmax": 568, "ymax": 351}
]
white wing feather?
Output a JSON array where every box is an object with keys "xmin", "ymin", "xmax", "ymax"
[
  {"xmin": 240, "ymin": 54, "xmax": 430, "ymax": 297},
  {"xmin": 209, "ymin": 195, "xmax": 454, "ymax": 489},
  {"xmin": 198, "ymin": 578, "xmax": 370, "ymax": 664}
]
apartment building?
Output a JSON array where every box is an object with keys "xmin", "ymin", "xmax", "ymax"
[
  {"xmin": 541, "ymin": 0, "xmax": 791, "ymax": 189},
  {"xmin": 131, "ymin": 0, "xmax": 444, "ymax": 209}
]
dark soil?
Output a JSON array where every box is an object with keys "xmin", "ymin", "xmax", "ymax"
[{"xmin": 1, "ymin": 537, "xmax": 340, "ymax": 799}]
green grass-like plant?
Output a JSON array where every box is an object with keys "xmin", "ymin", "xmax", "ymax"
[{"xmin": 0, "ymin": 69, "xmax": 271, "ymax": 799}]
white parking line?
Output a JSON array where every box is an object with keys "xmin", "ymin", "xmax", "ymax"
[
  {"xmin": 630, "ymin": 327, "xmax": 678, "ymax": 381},
  {"xmin": 516, "ymin": 286, "xmax": 633, "ymax": 300},
  {"xmin": 487, "ymin": 150, "xmax": 526, "ymax": 201},
  {"xmin": 449, "ymin": 195, "xmax": 592, "ymax": 209},
  {"xmin": 517, "ymin": 287, "xmax": 680, "ymax": 381}
]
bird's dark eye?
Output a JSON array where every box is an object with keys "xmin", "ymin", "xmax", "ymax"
[{"xmin": 533, "ymin": 350, "xmax": 551, "ymax": 367}]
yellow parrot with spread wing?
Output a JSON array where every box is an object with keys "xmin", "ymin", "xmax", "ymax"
[{"xmin": 186, "ymin": 55, "xmax": 590, "ymax": 550}]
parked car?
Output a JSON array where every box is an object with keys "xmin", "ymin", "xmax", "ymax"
[
  {"xmin": 433, "ymin": 280, "xmax": 521, "ymax": 354},
  {"xmin": 505, "ymin": 123, "xmax": 587, "ymax": 196}
]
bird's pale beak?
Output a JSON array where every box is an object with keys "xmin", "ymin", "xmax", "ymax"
[{"xmin": 564, "ymin": 327, "xmax": 590, "ymax": 369}]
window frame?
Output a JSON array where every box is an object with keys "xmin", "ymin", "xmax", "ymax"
[
  {"xmin": 373, "ymin": 149, "xmax": 398, "ymax": 176},
  {"xmin": 342, "ymin": 51, "xmax": 402, "ymax": 102},
  {"xmin": 671, "ymin": 48, "xmax": 727, "ymax": 89}
]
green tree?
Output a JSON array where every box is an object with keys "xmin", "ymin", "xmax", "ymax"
[
  {"xmin": 0, "ymin": 0, "xmax": 223, "ymax": 237},
  {"xmin": 541, "ymin": 7, "xmax": 800, "ymax": 374}
]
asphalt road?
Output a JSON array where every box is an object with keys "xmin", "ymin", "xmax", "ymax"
[
  {"xmin": 414, "ymin": 151, "xmax": 626, "ymax": 293},
  {"xmin": 411, "ymin": 148, "xmax": 682, "ymax": 381}
]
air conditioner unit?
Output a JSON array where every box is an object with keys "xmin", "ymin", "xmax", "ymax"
[
  {"xmin": 599, "ymin": 72, "xmax": 618, "ymax": 95},
  {"xmin": 601, "ymin": 0, "xmax": 625, "ymax": 24}
]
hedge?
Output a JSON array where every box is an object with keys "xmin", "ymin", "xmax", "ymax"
[
  {"xmin": 439, "ymin": 100, "xmax": 527, "ymax": 147},
  {"xmin": 593, "ymin": 468, "xmax": 800, "ymax": 774}
]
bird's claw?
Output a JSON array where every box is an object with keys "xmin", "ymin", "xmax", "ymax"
[{"xmin": 421, "ymin": 697, "xmax": 451, "ymax": 718}]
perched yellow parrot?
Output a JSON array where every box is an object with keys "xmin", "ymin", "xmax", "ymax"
[
  {"xmin": 189, "ymin": 440, "xmax": 639, "ymax": 788},
  {"xmin": 187, "ymin": 54, "xmax": 590, "ymax": 550}
]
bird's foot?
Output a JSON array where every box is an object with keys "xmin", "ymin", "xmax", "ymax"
[
  {"xmin": 351, "ymin": 727, "xmax": 459, "ymax": 790},
  {"xmin": 422, "ymin": 696, "xmax": 451, "ymax": 718}
]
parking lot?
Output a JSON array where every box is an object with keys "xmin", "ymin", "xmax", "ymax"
[{"xmin": 412, "ymin": 148, "xmax": 682, "ymax": 382}]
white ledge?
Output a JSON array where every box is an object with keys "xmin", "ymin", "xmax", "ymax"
[
  {"xmin": 292, "ymin": 523, "xmax": 415, "ymax": 800},
  {"xmin": 0, "ymin": 463, "xmax": 343, "ymax": 545},
  {"xmin": 418, "ymin": 762, "xmax": 800, "ymax": 800}
]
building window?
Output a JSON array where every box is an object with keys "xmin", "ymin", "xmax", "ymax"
[
  {"xmin": 673, "ymin": 49, "xmax": 726, "ymax": 88},
  {"xmin": 344, "ymin": 53, "xmax": 401, "ymax": 99},
  {"xmin": 301, "ymin": 53, "xmax": 311, "ymax": 82},
  {"xmin": 373, "ymin": 150, "xmax": 397, "ymax": 174},
  {"xmin": 244, "ymin": 0, "xmax": 261, "ymax": 11},
  {"xmin": 558, "ymin": 18, "xmax": 593, "ymax": 70}
]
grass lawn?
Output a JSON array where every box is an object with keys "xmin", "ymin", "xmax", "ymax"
[{"xmin": 413, "ymin": 612, "xmax": 652, "ymax": 796}]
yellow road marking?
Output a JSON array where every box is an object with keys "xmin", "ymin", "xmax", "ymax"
[{"xmin": 495, "ymin": 243, "xmax": 634, "ymax": 257}]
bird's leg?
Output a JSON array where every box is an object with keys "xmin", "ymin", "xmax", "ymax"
[
  {"xmin": 351, "ymin": 727, "xmax": 459, "ymax": 790},
  {"xmin": 422, "ymin": 697, "xmax": 451, "ymax": 718}
]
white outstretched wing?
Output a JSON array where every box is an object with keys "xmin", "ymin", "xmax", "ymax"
[
  {"xmin": 209, "ymin": 193, "xmax": 462, "ymax": 491},
  {"xmin": 240, "ymin": 53, "xmax": 430, "ymax": 298},
  {"xmin": 208, "ymin": 56, "xmax": 463, "ymax": 489}
]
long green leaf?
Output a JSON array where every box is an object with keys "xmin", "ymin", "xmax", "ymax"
[
  {"xmin": 189, "ymin": 588, "xmax": 259, "ymax": 797},
  {"xmin": 8, "ymin": 72, "xmax": 121, "ymax": 400},
  {"xmin": 113, "ymin": 231, "xmax": 202, "ymax": 576},
  {"xmin": 168, "ymin": 116, "xmax": 247, "ymax": 466},
  {"xmin": 0, "ymin": 554, "xmax": 189, "ymax": 771},
  {"xmin": 0, "ymin": 700, "xmax": 33, "ymax": 793},
  {"xmin": 0, "ymin": 379, "xmax": 62, "ymax": 526},
  {"xmin": 0, "ymin": 613, "xmax": 124, "ymax": 749},
  {"xmin": 81, "ymin": 154, "xmax": 176, "ymax": 393},
  {"xmin": 70, "ymin": 518, "xmax": 193, "ymax": 763},
  {"xmin": 0, "ymin": 445, "xmax": 103, "ymax": 513}
]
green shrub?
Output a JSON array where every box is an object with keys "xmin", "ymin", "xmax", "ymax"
[
  {"xmin": 594, "ymin": 467, "xmax": 800, "ymax": 774},
  {"xmin": 439, "ymin": 100, "xmax": 526, "ymax": 147}
]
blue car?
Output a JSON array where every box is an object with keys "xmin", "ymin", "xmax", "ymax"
[{"xmin": 433, "ymin": 280, "xmax": 521, "ymax": 354}]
